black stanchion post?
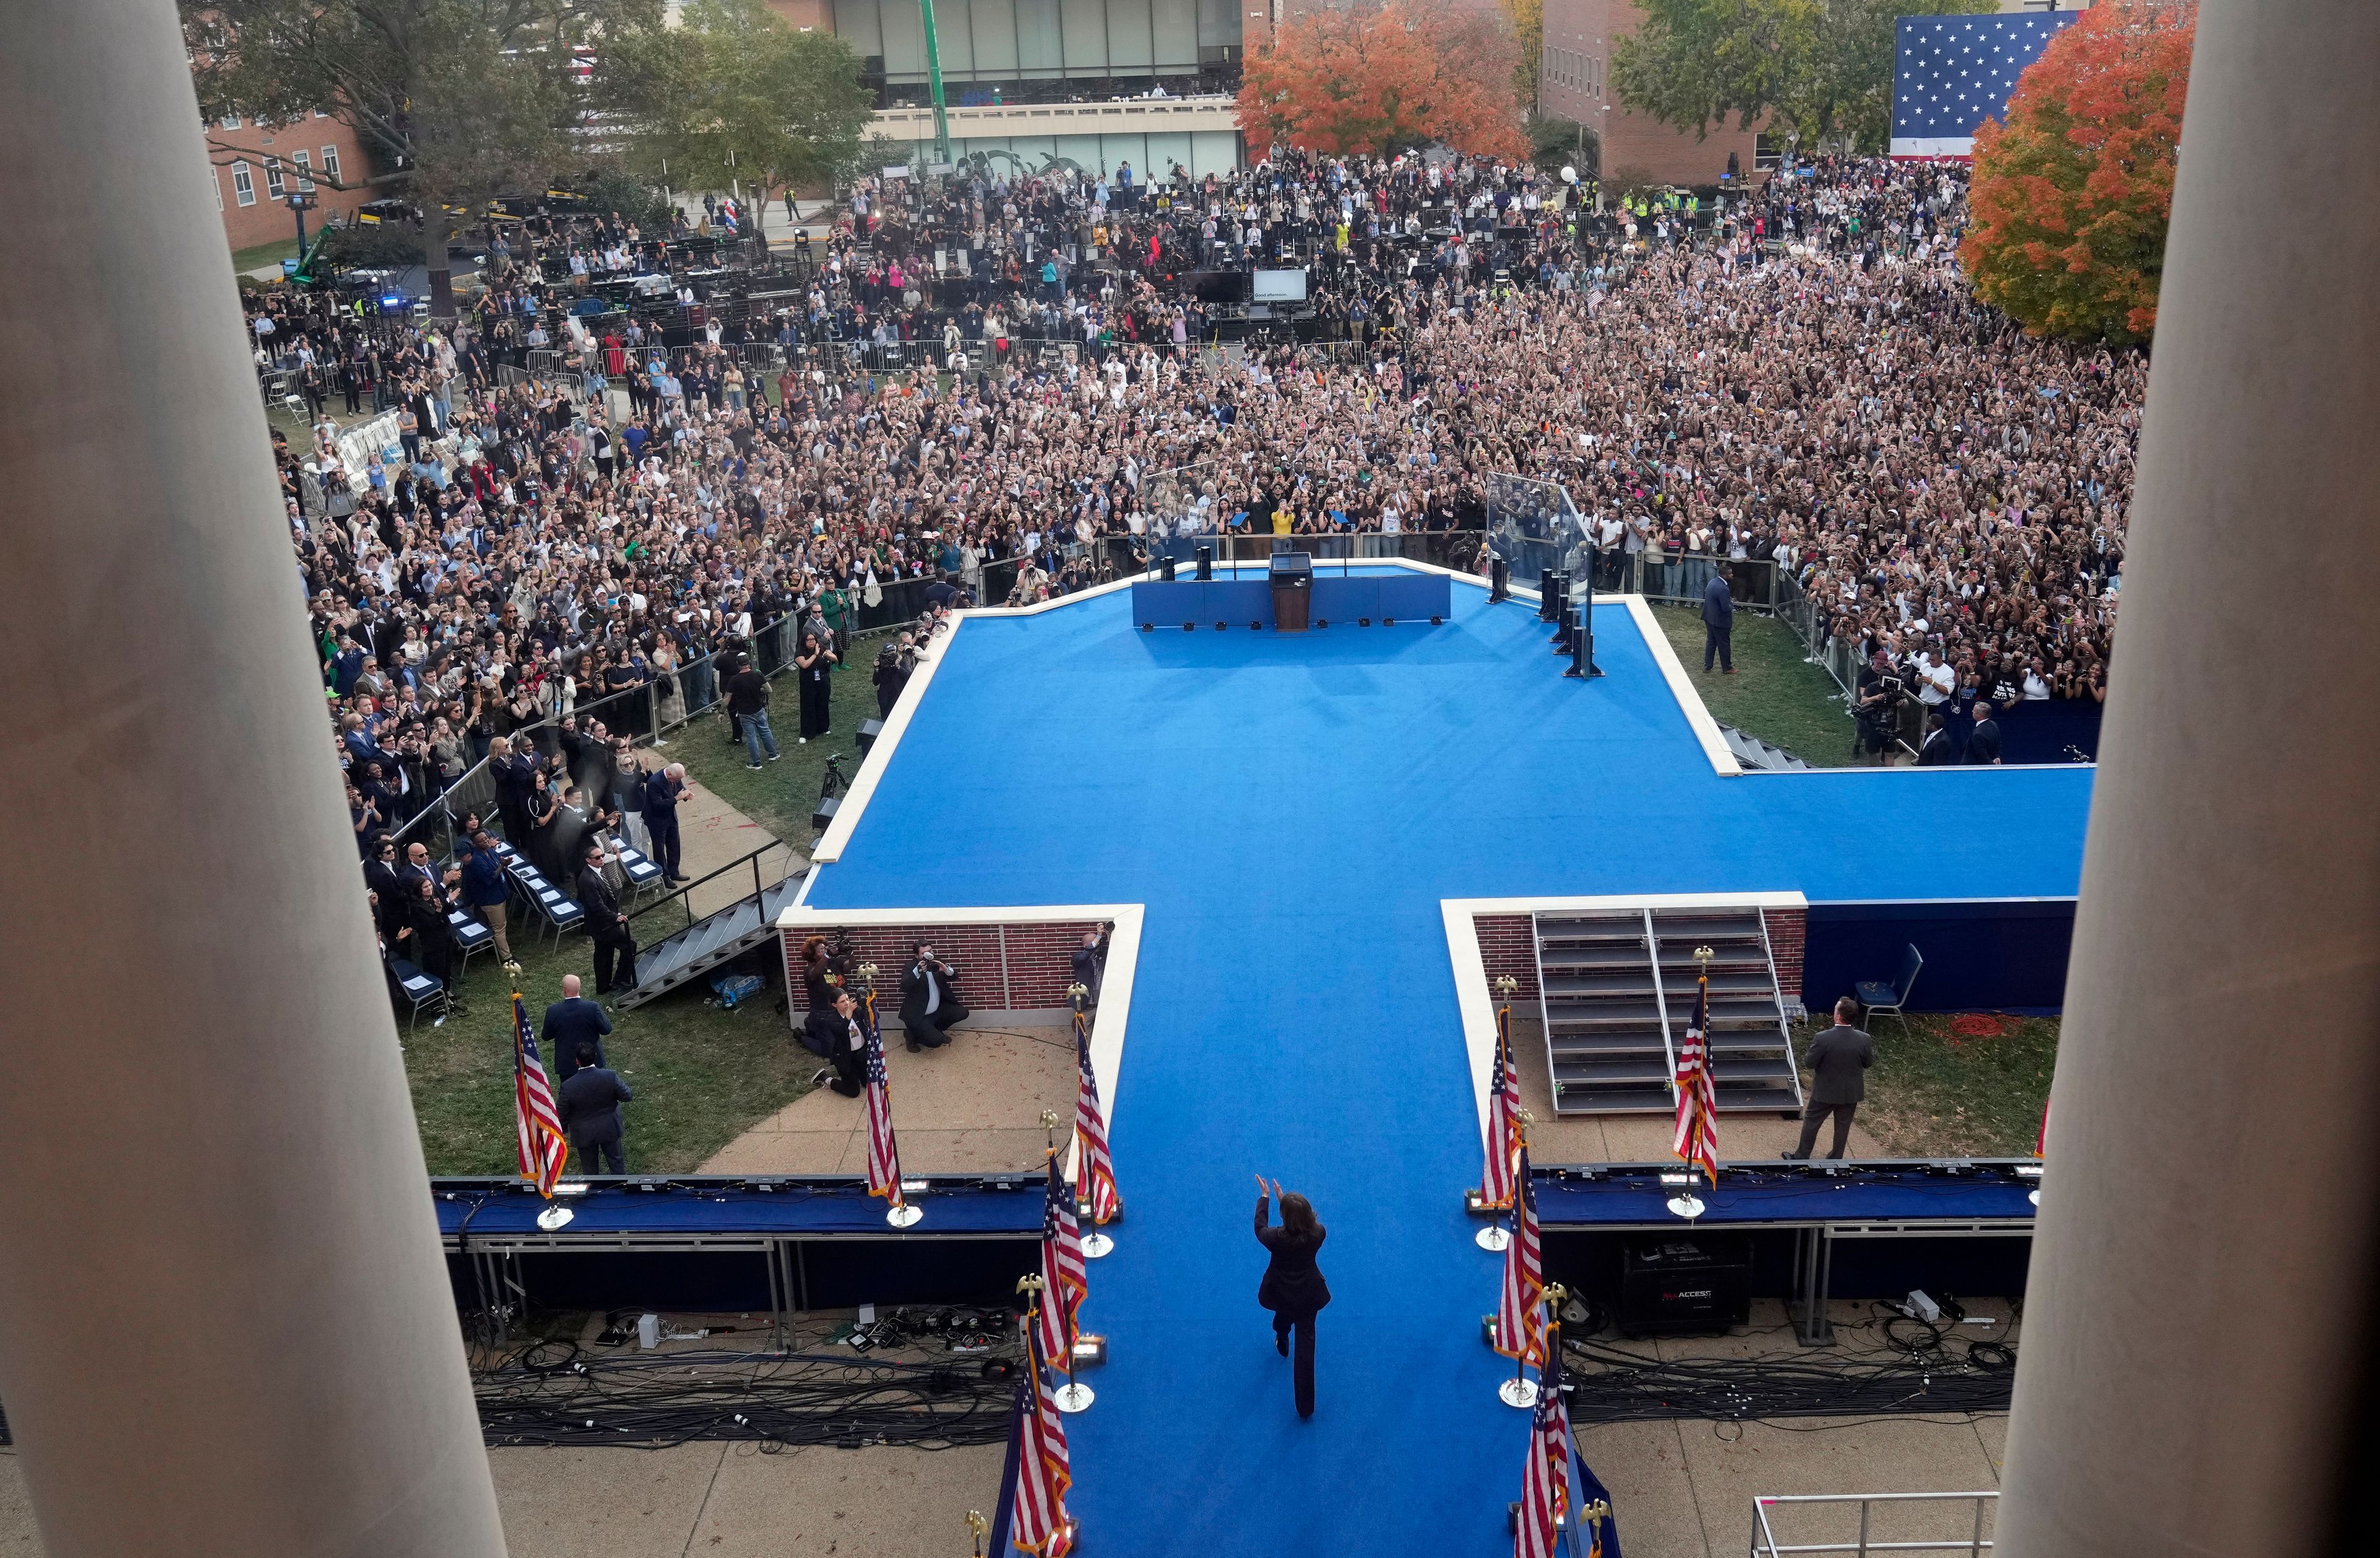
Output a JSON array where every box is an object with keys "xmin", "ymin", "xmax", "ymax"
[
  {"xmin": 1566, "ymin": 600, "xmax": 1600, "ymax": 678},
  {"xmin": 1538, "ymin": 567, "xmax": 1561, "ymax": 624}
]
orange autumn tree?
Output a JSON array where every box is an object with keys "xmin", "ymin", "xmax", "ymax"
[
  {"xmin": 1236, "ymin": 0, "xmax": 1528, "ymax": 162},
  {"xmin": 1962, "ymin": 0, "xmax": 2195, "ymax": 344}
]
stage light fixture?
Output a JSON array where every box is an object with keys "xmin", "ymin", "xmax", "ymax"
[
  {"xmin": 1430, "ymin": 616, "xmax": 1443, "ymax": 625},
  {"xmin": 1315, "ymin": 618, "xmax": 1328, "ymax": 627},
  {"xmin": 1250, "ymin": 621, "xmax": 1262, "ymax": 631},
  {"xmin": 1214, "ymin": 621, "xmax": 1226, "ymax": 631},
  {"xmin": 1182, "ymin": 622, "xmax": 1195, "ymax": 632},
  {"xmin": 813, "ymin": 795, "xmax": 840, "ymax": 832},
  {"xmin": 1359, "ymin": 617, "xmax": 1372, "ymax": 627},
  {"xmin": 1383, "ymin": 617, "xmax": 1396, "ymax": 626},
  {"xmin": 1140, "ymin": 622, "xmax": 1153, "ymax": 632}
]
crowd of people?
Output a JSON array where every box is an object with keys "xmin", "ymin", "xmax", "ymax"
[{"xmin": 262, "ymin": 146, "xmax": 2136, "ymax": 1016}]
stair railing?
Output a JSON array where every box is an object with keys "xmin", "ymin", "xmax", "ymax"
[{"xmin": 626, "ymin": 841, "xmax": 799, "ymax": 940}]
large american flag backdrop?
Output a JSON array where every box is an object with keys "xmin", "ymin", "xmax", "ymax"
[{"xmin": 1890, "ymin": 11, "xmax": 2080, "ymax": 159}]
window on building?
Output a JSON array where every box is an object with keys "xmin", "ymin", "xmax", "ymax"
[
  {"xmin": 293, "ymin": 149, "xmax": 314, "ymax": 193},
  {"xmin": 1754, "ymin": 133, "xmax": 1786, "ymax": 171},
  {"xmin": 312, "ymin": 107, "xmax": 329, "ymax": 118},
  {"xmin": 320, "ymin": 146, "xmax": 341, "ymax": 182},
  {"xmin": 231, "ymin": 161, "xmax": 255, "ymax": 206},
  {"xmin": 264, "ymin": 158, "xmax": 284, "ymax": 199},
  {"xmin": 219, "ymin": 113, "xmax": 242, "ymax": 130}
]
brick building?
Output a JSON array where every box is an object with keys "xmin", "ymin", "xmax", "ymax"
[
  {"xmin": 1537, "ymin": 0, "xmax": 1763, "ymax": 187},
  {"xmin": 203, "ymin": 109, "xmax": 372, "ymax": 253}
]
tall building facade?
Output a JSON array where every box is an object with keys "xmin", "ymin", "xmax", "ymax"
[
  {"xmin": 771, "ymin": 0, "xmax": 1248, "ymax": 175},
  {"xmin": 1536, "ymin": 0, "xmax": 1761, "ymax": 187},
  {"xmin": 204, "ymin": 109, "xmax": 374, "ymax": 254}
]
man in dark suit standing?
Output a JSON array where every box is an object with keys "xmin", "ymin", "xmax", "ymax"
[
  {"xmin": 577, "ymin": 841, "xmax": 639, "ymax": 997},
  {"xmin": 641, "ymin": 762, "xmax": 693, "ymax": 883},
  {"xmin": 542, "ymin": 974, "xmax": 613, "ymax": 1084},
  {"xmin": 1784, "ymin": 998, "xmax": 1875, "ymax": 1160},
  {"xmin": 557, "ymin": 1044, "xmax": 632, "ymax": 1175},
  {"xmin": 1701, "ymin": 568, "xmax": 1735, "ymax": 673},
  {"xmin": 898, "ymin": 941, "xmax": 969, "ymax": 1052},
  {"xmin": 1966, "ymin": 700, "xmax": 2004, "ymax": 765}
]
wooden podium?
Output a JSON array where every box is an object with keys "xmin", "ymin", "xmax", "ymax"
[{"xmin": 1269, "ymin": 551, "xmax": 1311, "ymax": 632}]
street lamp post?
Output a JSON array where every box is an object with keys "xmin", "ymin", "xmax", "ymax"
[{"xmin": 284, "ymin": 188, "xmax": 319, "ymax": 274}]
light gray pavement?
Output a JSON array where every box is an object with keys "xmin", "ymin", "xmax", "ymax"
[{"xmin": 704, "ymin": 1022, "xmax": 1076, "ymax": 1175}]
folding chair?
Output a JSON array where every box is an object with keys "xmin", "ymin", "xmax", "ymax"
[
  {"xmin": 388, "ymin": 957, "xmax": 447, "ymax": 1034},
  {"xmin": 1855, "ymin": 944, "xmax": 1924, "ymax": 1034},
  {"xmin": 447, "ymin": 908, "xmax": 495, "ymax": 983},
  {"xmin": 614, "ymin": 844, "xmax": 667, "ymax": 904}
]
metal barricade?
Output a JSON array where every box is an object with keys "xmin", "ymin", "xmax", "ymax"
[{"xmin": 1749, "ymin": 1491, "xmax": 1996, "ymax": 1558}]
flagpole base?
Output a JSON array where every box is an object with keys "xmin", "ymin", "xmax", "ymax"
[
  {"xmin": 1665, "ymin": 1194, "xmax": 1706, "ymax": 1220},
  {"xmin": 1475, "ymin": 1224, "xmax": 1512, "ymax": 1251},
  {"xmin": 1053, "ymin": 1381, "xmax": 1095, "ymax": 1414},
  {"xmin": 1081, "ymin": 1231, "xmax": 1114, "ymax": 1259},
  {"xmin": 886, "ymin": 1203, "xmax": 925, "ymax": 1228},
  {"xmin": 1497, "ymin": 1377, "xmax": 1541, "ymax": 1410},
  {"xmin": 536, "ymin": 1203, "xmax": 575, "ymax": 1232}
]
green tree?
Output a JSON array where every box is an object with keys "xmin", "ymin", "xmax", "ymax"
[
  {"xmin": 1610, "ymin": 0, "xmax": 1994, "ymax": 154},
  {"xmin": 184, "ymin": 0, "xmax": 657, "ymax": 314},
  {"xmin": 601, "ymin": 0, "xmax": 873, "ymax": 235}
]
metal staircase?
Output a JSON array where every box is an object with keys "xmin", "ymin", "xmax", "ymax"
[
  {"xmin": 617, "ymin": 844, "xmax": 806, "ymax": 1011},
  {"xmin": 1536, "ymin": 906, "xmax": 1805, "ymax": 1115}
]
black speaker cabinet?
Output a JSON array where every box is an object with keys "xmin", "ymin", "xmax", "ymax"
[{"xmin": 1616, "ymin": 1233, "xmax": 1752, "ymax": 1337}]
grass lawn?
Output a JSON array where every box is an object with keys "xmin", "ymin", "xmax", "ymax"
[
  {"xmin": 406, "ymin": 927, "xmax": 816, "ymax": 1176},
  {"xmin": 1798, "ymin": 1011, "xmax": 2058, "ymax": 1158},
  {"xmin": 405, "ymin": 639, "xmax": 892, "ymax": 1175},
  {"xmin": 669, "ymin": 648, "xmax": 888, "ymax": 849},
  {"xmin": 1652, "ymin": 605, "xmax": 1858, "ymax": 767},
  {"xmin": 232, "ymin": 236, "xmax": 302, "ymax": 275}
]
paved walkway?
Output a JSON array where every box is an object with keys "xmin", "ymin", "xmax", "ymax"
[{"xmin": 702, "ymin": 1022, "xmax": 1073, "ymax": 1176}]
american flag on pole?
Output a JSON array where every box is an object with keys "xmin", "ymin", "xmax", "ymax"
[
  {"xmin": 1073, "ymin": 1011, "xmax": 1122, "ymax": 1224},
  {"xmin": 1481, "ymin": 1001, "xmax": 1522, "ymax": 1210},
  {"xmin": 1493, "ymin": 1143, "xmax": 1545, "ymax": 1364},
  {"xmin": 1672, "ymin": 978, "xmax": 1721, "ymax": 1188},
  {"xmin": 512, "ymin": 993, "xmax": 567, "ymax": 1195},
  {"xmin": 860, "ymin": 993, "xmax": 903, "ymax": 1207},
  {"xmin": 1890, "ymin": 11, "xmax": 2079, "ymax": 158},
  {"xmin": 1012, "ymin": 1307, "xmax": 1075, "ymax": 1557},
  {"xmin": 1038, "ymin": 1152, "xmax": 1087, "ymax": 1366},
  {"xmin": 1514, "ymin": 1316, "xmax": 1575, "ymax": 1558}
]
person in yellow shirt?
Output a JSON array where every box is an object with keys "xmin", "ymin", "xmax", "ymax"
[{"xmin": 1272, "ymin": 502, "xmax": 1295, "ymax": 536}]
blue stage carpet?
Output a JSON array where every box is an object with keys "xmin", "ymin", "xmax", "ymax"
[{"xmin": 806, "ymin": 584, "xmax": 2090, "ymax": 1555}]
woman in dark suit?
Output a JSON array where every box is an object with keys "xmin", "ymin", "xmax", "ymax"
[{"xmin": 1254, "ymin": 1176, "xmax": 1330, "ymax": 1420}]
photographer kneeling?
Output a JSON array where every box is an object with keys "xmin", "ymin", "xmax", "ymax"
[{"xmin": 899, "ymin": 941, "xmax": 970, "ymax": 1053}]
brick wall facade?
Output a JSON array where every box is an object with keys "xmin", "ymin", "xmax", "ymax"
[
  {"xmin": 205, "ymin": 114, "xmax": 374, "ymax": 252},
  {"xmin": 1476, "ymin": 914, "xmax": 1541, "ymax": 1003},
  {"xmin": 1540, "ymin": 0, "xmax": 1765, "ymax": 188},
  {"xmin": 1762, "ymin": 905, "xmax": 1805, "ymax": 1007},
  {"xmin": 780, "ymin": 919, "xmax": 1109, "ymax": 1018}
]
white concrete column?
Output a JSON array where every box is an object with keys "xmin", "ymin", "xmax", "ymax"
[
  {"xmin": 0, "ymin": 7, "xmax": 506, "ymax": 1557},
  {"xmin": 1999, "ymin": 3, "xmax": 2380, "ymax": 1556}
]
